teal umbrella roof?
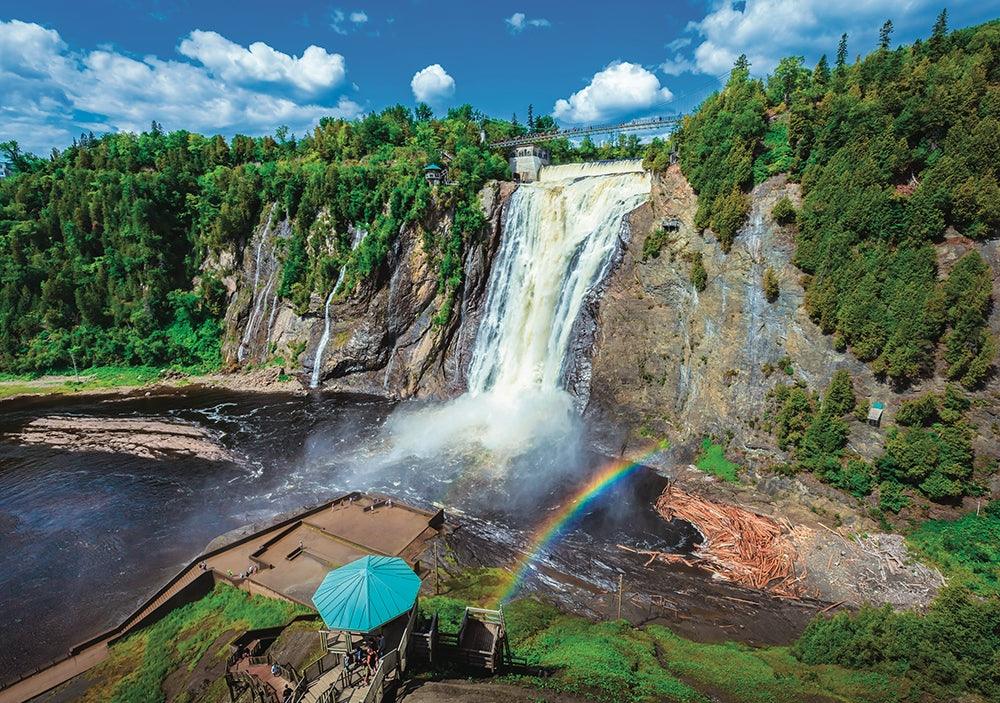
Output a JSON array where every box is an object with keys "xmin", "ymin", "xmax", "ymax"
[{"xmin": 312, "ymin": 555, "xmax": 421, "ymax": 632}]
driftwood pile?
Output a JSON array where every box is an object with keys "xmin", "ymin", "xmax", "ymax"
[{"xmin": 623, "ymin": 484, "xmax": 805, "ymax": 598}]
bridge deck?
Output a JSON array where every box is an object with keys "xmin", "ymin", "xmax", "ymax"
[{"xmin": 491, "ymin": 115, "xmax": 683, "ymax": 148}]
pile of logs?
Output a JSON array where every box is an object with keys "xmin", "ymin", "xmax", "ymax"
[{"xmin": 625, "ymin": 484, "xmax": 805, "ymax": 598}]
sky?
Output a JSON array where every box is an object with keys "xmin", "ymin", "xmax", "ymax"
[{"xmin": 2, "ymin": 0, "xmax": 999, "ymax": 154}]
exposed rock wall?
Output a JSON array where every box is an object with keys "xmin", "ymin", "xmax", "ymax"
[
  {"xmin": 215, "ymin": 165, "xmax": 998, "ymax": 484},
  {"xmin": 219, "ymin": 206, "xmax": 309, "ymax": 368},
  {"xmin": 586, "ymin": 166, "xmax": 881, "ymax": 458},
  {"xmin": 219, "ymin": 182, "xmax": 515, "ymax": 399}
]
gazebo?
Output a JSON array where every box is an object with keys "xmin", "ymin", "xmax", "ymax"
[
  {"xmin": 423, "ymin": 163, "xmax": 445, "ymax": 186},
  {"xmin": 312, "ymin": 555, "xmax": 421, "ymax": 654}
]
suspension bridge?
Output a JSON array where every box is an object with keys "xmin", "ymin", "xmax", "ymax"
[{"xmin": 489, "ymin": 115, "xmax": 685, "ymax": 149}]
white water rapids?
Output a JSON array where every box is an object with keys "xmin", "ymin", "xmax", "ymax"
[{"xmin": 385, "ymin": 160, "xmax": 650, "ymax": 460}]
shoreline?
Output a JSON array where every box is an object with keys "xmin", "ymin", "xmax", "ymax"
[{"xmin": 0, "ymin": 365, "xmax": 307, "ymax": 402}]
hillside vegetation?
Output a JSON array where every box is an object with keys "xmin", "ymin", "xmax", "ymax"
[
  {"xmin": 646, "ymin": 14, "xmax": 999, "ymax": 389},
  {"xmin": 0, "ymin": 107, "xmax": 515, "ymax": 372}
]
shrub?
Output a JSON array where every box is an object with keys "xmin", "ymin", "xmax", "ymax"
[
  {"xmin": 794, "ymin": 585, "xmax": 1000, "ymax": 701},
  {"xmin": 772, "ymin": 196, "xmax": 797, "ymax": 225},
  {"xmin": 763, "ymin": 267, "xmax": 780, "ymax": 302},
  {"xmin": 822, "ymin": 370, "xmax": 856, "ymax": 416},
  {"xmin": 642, "ymin": 227, "xmax": 669, "ymax": 261},
  {"xmin": 710, "ymin": 187, "xmax": 750, "ymax": 252},
  {"xmin": 875, "ymin": 420, "xmax": 974, "ymax": 503},
  {"xmin": 690, "ymin": 252, "xmax": 707, "ymax": 291},
  {"xmin": 895, "ymin": 393, "xmax": 939, "ymax": 427},
  {"xmin": 877, "ymin": 480, "xmax": 910, "ymax": 513}
]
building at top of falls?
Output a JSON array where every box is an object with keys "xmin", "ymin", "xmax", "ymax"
[{"xmin": 509, "ymin": 144, "xmax": 550, "ymax": 182}]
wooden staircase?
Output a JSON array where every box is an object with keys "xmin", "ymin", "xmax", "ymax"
[{"xmin": 116, "ymin": 568, "xmax": 203, "ymax": 636}]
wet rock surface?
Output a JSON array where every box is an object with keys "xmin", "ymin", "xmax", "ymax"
[
  {"xmin": 586, "ymin": 167, "xmax": 877, "ymax": 455},
  {"xmin": 220, "ymin": 183, "xmax": 515, "ymax": 399},
  {"xmin": 7, "ymin": 415, "xmax": 235, "ymax": 462}
]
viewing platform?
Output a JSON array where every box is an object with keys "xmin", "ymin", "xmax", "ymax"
[{"xmin": 0, "ymin": 493, "xmax": 442, "ymax": 703}]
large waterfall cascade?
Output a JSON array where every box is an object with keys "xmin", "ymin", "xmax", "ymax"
[
  {"xmin": 310, "ymin": 226, "xmax": 368, "ymax": 389},
  {"xmin": 468, "ymin": 160, "xmax": 650, "ymax": 395},
  {"xmin": 386, "ymin": 160, "xmax": 650, "ymax": 458}
]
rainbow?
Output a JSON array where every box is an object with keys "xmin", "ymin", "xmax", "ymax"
[{"xmin": 496, "ymin": 449, "xmax": 658, "ymax": 605}]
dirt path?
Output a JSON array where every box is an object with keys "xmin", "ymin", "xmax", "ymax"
[{"xmin": 396, "ymin": 679, "xmax": 593, "ymax": 703}]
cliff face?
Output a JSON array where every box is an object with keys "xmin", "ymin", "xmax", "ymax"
[
  {"xmin": 586, "ymin": 166, "xmax": 880, "ymax": 458},
  {"xmin": 219, "ymin": 182, "xmax": 514, "ymax": 399},
  {"xmin": 215, "ymin": 166, "xmax": 999, "ymax": 479}
]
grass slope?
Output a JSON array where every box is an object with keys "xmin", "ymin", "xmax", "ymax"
[
  {"xmin": 694, "ymin": 439, "xmax": 740, "ymax": 483},
  {"xmin": 906, "ymin": 500, "xmax": 1000, "ymax": 596},
  {"xmin": 81, "ymin": 584, "xmax": 309, "ymax": 703},
  {"xmin": 0, "ymin": 365, "xmax": 201, "ymax": 399},
  {"xmin": 418, "ymin": 569, "xmax": 906, "ymax": 703}
]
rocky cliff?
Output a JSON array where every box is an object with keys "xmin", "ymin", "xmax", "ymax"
[
  {"xmin": 587, "ymin": 165, "xmax": 1000, "ymax": 481},
  {"xmin": 586, "ymin": 166, "xmax": 868, "ymax": 457},
  {"xmin": 215, "ymin": 164, "xmax": 999, "ymax": 486},
  {"xmin": 219, "ymin": 182, "xmax": 514, "ymax": 398}
]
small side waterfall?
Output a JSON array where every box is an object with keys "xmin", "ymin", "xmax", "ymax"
[
  {"xmin": 238, "ymin": 207, "xmax": 280, "ymax": 364},
  {"xmin": 385, "ymin": 160, "xmax": 650, "ymax": 458},
  {"xmin": 310, "ymin": 227, "xmax": 368, "ymax": 389}
]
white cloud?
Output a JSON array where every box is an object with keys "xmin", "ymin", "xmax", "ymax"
[
  {"xmin": 178, "ymin": 30, "xmax": 346, "ymax": 94},
  {"xmin": 670, "ymin": 0, "xmax": 950, "ymax": 77},
  {"xmin": 661, "ymin": 54, "xmax": 697, "ymax": 76},
  {"xmin": 505, "ymin": 12, "xmax": 551, "ymax": 32},
  {"xmin": 332, "ymin": 9, "xmax": 369, "ymax": 34},
  {"xmin": 0, "ymin": 20, "xmax": 363, "ymax": 154},
  {"xmin": 410, "ymin": 63, "xmax": 455, "ymax": 104},
  {"xmin": 552, "ymin": 61, "xmax": 673, "ymax": 124}
]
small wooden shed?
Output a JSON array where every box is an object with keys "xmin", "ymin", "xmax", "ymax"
[{"xmin": 867, "ymin": 401, "xmax": 885, "ymax": 427}]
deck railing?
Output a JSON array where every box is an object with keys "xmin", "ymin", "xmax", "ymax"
[{"xmin": 362, "ymin": 649, "xmax": 398, "ymax": 703}]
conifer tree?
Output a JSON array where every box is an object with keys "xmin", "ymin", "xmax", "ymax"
[
  {"xmin": 930, "ymin": 8, "xmax": 948, "ymax": 56},
  {"xmin": 813, "ymin": 54, "xmax": 830, "ymax": 86},
  {"xmin": 835, "ymin": 33, "xmax": 848, "ymax": 71},
  {"xmin": 879, "ymin": 19, "xmax": 894, "ymax": 49}
]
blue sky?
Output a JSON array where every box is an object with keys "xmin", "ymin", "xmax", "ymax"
[{"xmin": 2, "ymin": 0, "xmax": 998, "ymax": 154}]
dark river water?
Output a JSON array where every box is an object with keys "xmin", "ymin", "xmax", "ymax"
[{"xmin": 0, "ymin": 386, "xmax": 712, "ymax": 680}]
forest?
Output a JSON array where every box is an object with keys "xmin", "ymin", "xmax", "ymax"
[
  {"xmin": 0, "ymin": 97, "xmax": 651, "ymax": 374},
  {"xmin": 0, "ymin": 107, "xmax": 520, "ymax": 372},
  {"xmin": 646, "ymin": 13, "xmax": 999, "ymax": 390}
]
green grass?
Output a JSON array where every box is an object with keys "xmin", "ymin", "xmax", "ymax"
[
  {"xmin": 416, "ymin": 593, "xmax": 908, "ymax": 703},
  {"xmin": 650, "ymin": 625, "xmax": 904, "ymax": 703},
  {"xmin": 694, "ymin": 438, "xmax": 740, "ymax": 482},
  {"xmin": 906, "ymin": 500, "xmax": 1000, "ymax": 596},
  {"xmin": 0, "ymin": 365, "xmax": 213, "ymax": 399},
  {"xmin": 84, "ymin": 583, "xmax": 309, "ymax": 703},
  {"xmin": 418, "ymin": 567, "xmax": 514, "ymax": 630}
]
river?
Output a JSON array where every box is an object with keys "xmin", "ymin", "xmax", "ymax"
[{"xmin": 0, "ymin": 386, "xmax": 723, "ymax": 679}]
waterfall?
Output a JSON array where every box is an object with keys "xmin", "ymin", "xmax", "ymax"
[
  {"xmin": 237, "ymin": 233, "xmax": 268, "ymax": 363},
  {"xmin": 310, "ymin": 227, "xmax": 368, "ymax": 389},
  {"xmin": 385, "ymin": 160, "xmax": 650, "ymax": 459},
  {"xmin": 238, "ymin": 207, "xmax": 279, "ymax": 364},
  {"xmin": 468, "ymin": 160, "xmax": 650, "ymax": 395}
]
